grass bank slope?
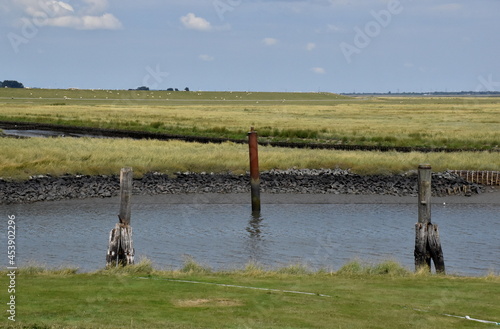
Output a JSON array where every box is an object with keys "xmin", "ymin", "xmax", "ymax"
[{"xmin": 1, "ymin": 260, "xmax": 499, "ymax": 329}]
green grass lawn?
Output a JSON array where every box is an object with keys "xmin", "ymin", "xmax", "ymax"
[{"xmin": 2, "ymin": 260, "xmax": 499, "ymax": 329}]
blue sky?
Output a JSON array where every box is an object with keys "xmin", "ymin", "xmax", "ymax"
[{"xmin": 1, "ymin": 0, "xmax": 499, "ymax": 93}]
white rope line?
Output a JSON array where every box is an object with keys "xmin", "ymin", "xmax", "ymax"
[
  {"xmin": 414, "ymin": 308, "xmax": 499, "ymax": 325},
  {"xmin": 138, "ymin": 278, "xmax": 499, "ymax": 324},
  {"xmin": 442, "ymin": 313, "xmax": 500, "ymax": 325},
  {"xmin": 137, "ymin": 277, "xmax": 331, "ymax": 297}
]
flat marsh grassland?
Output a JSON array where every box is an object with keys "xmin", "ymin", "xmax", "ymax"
[
  {"xmin": 1, "ymin": 260, "xmax": 499, "ymax": 329},
  {"xmin": 1, "ymin": 89, "xmax": 499, "ymax": 149},
  {"xmin": 0, "ymin": 89, "xmax": 498, "ymax": 179}
]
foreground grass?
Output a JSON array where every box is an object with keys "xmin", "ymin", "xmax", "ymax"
[
  {"xmin": 0, "ymin": 137, "xmax": 499, "ymax": 180},
  {"xmin": 1, "ymin": 89, "xmax": 499, "ymax": 149},
  {"xmin": 1, "ymin": 260, "xmax": 499, "ymax": 328}
]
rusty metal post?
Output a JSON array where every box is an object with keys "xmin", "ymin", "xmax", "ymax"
[{"xmin": 248, "ymin": 127, "xmax": 261, "ymax": 213}]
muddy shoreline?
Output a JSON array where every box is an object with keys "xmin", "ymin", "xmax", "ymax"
[{"xmin": 1, "ymin": 169, "xmax": 493, "ymax": 205}]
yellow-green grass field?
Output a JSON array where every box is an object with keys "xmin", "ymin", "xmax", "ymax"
[
  {"xmin": 1, "ymin": 259, "xmax": 499, "ymax": 329},
  {"xmin": 1, "ymin": 89, "xmax": 499, "ymax": 150},
  {"xmin": 1, "ymin": 89, "xmax": 498, "ymax": 179},
  {"xmin": 0, "ymin": 137, "xmax": 498, "ymax": 180}
]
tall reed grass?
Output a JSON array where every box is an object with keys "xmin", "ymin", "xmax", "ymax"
[{"xmin": 0, "ymin": 137, "xmax": 498, "ymax": 180}]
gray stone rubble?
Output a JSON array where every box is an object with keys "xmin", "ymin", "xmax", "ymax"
[{"xmin": 0, "ymin": 169, "xmax": 486, "ymax": 204}]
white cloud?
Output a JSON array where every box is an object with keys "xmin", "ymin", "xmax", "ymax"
[
  {"xmin": 326, "ymin": 24, "xmax": 342, "ymax": 32},
  {"xmin": 81, "ymin": 0, "xmax": 108, "ymax": 15},
  {"xmin": 328, "ymin": 0, "xmax": 349, "ymax": 6},
  {"xmin": 316, "ymin": 24, "xmax": 343, "ymax": 34},
  {"xmin": 56, "ymin": 1, "xmax": 74, "ymax": 12},
  {"xmin": 263, "ymin": 37, "xmax": 277, "ymax": 46},
  {"xmin": 41, "ymin": 13, "xmax": 121, "ymax": 30},
  {"xmin": 24, "ymin": 0, "xmax": 74, "ymax": 17},
  {"xmin": 329, "ymin": 0, "xmax": 387, "ymax": 7},
  {"xmin": 180, "ymin": 13, "xmax": 212, "ymax": 31},
  {"xmin": 311, "ymin": 67, "xmax": 326, "ymax": 74},
  {"xmin": 199, "ymin": 54, "xmax": 214, "ymax": 61},
  {"xmin": 0, "ymin": 3, "xmax": 10, "ymax": 13},
  {"xmin": 306, "ymin": 42, "xmax": 316, "ymax": 51},
  {"xmin": 431, "ymin": 3, "xmax": 463, "ymax": 13},
  {"xmin": 13, "ymin": 0, "xmax": 122, "ymax": 30}
]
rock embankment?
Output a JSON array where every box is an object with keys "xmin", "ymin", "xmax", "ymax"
[{"xmin": 0, "ymin": 169, "xmax": 486, "ymax": 204}]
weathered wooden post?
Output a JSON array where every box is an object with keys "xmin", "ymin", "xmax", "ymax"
[
  {"xmin": 106, "ymin": 167, "xmax": 135, "ymax": 267},
  {"xmin": 119, "ymin": 167, "xmax": 133, "ymax": 226},
  {"xmin": 414, "ymin": 164, "xmax": 445, "ymax": 274},
  {"xmin": 248, "ymin": 127, "xmax": 261, "ymax": 214}
]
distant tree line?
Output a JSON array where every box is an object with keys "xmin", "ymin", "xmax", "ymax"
[
  {"xmin": 342, "ymin": 91, "xmax": 500, "ymax": 96},
  {"xmin": 130, "ymin": 86, "xmax": 190, "ymax": 91},
  {"xmin": 1, "ymin": 80, "xmax": 24, "ymax": 88},
  {"xmin": 130, "ymin": 86, "xmax": 150, "ymax": 91}
]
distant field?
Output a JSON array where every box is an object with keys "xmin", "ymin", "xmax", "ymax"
[
  {"xmin": 1, "ymin": 88, "xmax": 499, "ymax": 150},
  {"xmin": 0, "ymin": 88, "xmax": 349, "ymax": 103}
]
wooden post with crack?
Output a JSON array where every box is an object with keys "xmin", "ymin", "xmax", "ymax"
[
  {"xmin": 106, "ymin": 167, "xmax": 135, "ymax": 267},
  {"xmin": 414, "ymin": 164, "xmax": 445, "ymax": 274}
]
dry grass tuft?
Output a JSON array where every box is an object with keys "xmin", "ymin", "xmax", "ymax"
[
  {"xmin": 99, "ymin": 257, "xmax": 154, "ymax": 275},
  {"xmin": 174, "ymin": 298, "xmax": 244, "ymax": 308}
]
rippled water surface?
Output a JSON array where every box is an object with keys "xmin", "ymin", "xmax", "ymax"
[{"xmin": 2, "ymin": 197, "xmax": 499, "ymax": 276}]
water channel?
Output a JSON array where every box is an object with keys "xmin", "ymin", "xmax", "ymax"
[
  {"xmin": 2, "ymin": 195, "xmax": 498, "ymax": 276},
  {"xmin": 1, "ymin": 129, "xmax": 107, "ymax": 138}
]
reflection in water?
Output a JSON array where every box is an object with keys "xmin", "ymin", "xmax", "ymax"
[
  {"xmin": 247, "ymin": 212, "xmax": 264, "ymax": 238},
  {"xmin": 246, "ymin": 211, "xmax": 264, "ymax": 262}
]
